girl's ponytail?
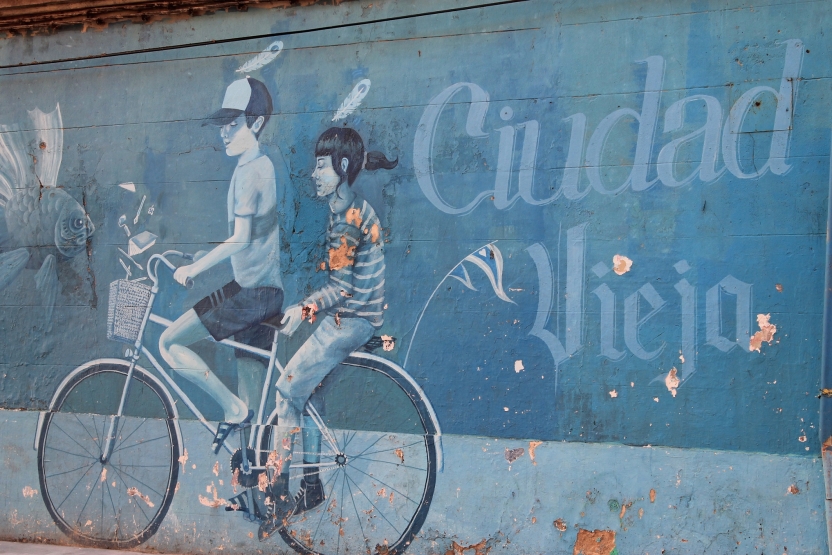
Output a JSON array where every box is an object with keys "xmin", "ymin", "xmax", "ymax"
[{"xmin": 365, "ymin": 151, "xmax": 398, "ymax": 171}]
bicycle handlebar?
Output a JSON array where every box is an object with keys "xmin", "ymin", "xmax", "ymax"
[{"xmin": 148, "ymin": 250, "xmax": 195, "ymax": 288}]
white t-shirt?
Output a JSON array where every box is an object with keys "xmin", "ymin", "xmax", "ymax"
[{"xmin": 226, "ymin": 153, "xmax": 282, "ymax": 289}]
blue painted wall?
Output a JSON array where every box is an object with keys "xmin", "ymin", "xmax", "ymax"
[{"xmin": 0, "ymin": 1, "xmax": 827, "ymax": 553}]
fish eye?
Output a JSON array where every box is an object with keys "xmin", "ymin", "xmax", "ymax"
[{"xmin": 72, "ymin": 218, "xmax": 84, "ymax": 229}]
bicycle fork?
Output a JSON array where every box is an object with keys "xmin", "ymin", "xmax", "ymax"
[{"xmin": 100, "ymin": 355, "xmax": 139, "ymax": 463}]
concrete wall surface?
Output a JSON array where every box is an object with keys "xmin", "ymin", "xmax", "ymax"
[{"xmin": 0, "ymin": 1, "xmax": 827, "ymax": 554}]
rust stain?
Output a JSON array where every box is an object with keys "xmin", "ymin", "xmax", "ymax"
[
  {"xmin": 198, "ymin": 482, "xmax": 227, "ymax": 509},
  {"xmin": 212, "ymin": 461, "xmax": 220, "ymax": 476},
  {"xmin": 22, "ymin": 486, "xmax": 37, "ymax": 498},
  {"xmin": 329, "ymin": 236, "xmax": 357, "ymax": 270},
  {"xmin": 665, "ymin": 367, "xmax": 680, "ymax": 397},
  {"xmin": 750, "ymin": 313, "xmax": 777, "ymax": 352},
  {"xmin": 788, "ymin": 484, "xmax": 800, "ymax": 495},
  {"xmin": 529, "ymin": 440, "xmax": 543, "ymax": 465},
  {"xmin": 346, "ymin": 207, "xmax": 362, "ymax": 228},
  {"xmin": 370, "ymin": 223, "xmax": 381, "ymax": 243},
  {"xmin": 649, "ymin": 488, "xmax": 656, "ymax": 503},
  {"xmin": 127, "ymin": 486, "xmax": 155, "ymax": 508},
  {"xmin": 573, "ymin": 529, "xmax": 616, "ymax": 555},
  {"xmin": 554, "ymin": 518, "xmax": 567, "ymax": 532},
  {"xmin": 612, "ymin": 255, "xmax": 632, "ymax": 275},
  {"xmin": 445, "ymin": 539, "xmax": 490, "ymax": 555},
  {"xmin": 505, "ymin": 447, "xmax": 525, "ymax": 464}
]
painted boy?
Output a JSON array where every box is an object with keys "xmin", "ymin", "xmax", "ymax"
[{"xmin": 159, "ymin": 77, "xmax": 284, "ymax": 451}]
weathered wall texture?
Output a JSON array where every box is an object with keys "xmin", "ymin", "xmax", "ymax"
[{"xmin": 0, "ymin": 0, "xmax": 827, "ymax": 554}]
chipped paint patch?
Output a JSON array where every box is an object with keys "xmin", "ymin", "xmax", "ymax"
[
  {"xmin": 505, "ymin": 447, "xmax": 525, "ymax": 463},
  {"xmin": 345, "ymin": 207, "xmax": 362, "ymax": 228},
  {"xmin": 178, "ymin": 448, "xmax": 188, "ymax": 474},
  {"xmin": 514, "ymin": 360, "xmax": 524, "ymax": 373},
  {"xmin": 198, "ymin": 482, "xmax": 227, "ymax": 508},
  {"xmin": 127, "ymin": 487, "xmax": 155, "ymax": 508},
  {"xmin": 394, "ymin": 448, "xmax": 405, "ymax": 464},
  {"xmin": 573, "ymin": 528, "xmax": 616, "ymax": 555},
  {"xmin": 22, "ymin": 486, "xmax": 37, "ymax": 498},
  {"xmin": 99, "ymin": 467, "xmax": 107, "ymax": 482},
  {"xmin": 370, "ymin": 223, "xmax": 380, "ymax": 243},
  {"xmin": 609, "ymin": 389, "xmax": 618, "ymax": 398},
  {"xmin": 788, "ymin": 484, "xmax": 800, "ymax": 494},
  {"xmin": 554, "ymin": 518, "xmax": 567, "ymax": 532},
  {"xmin": 776, "ymin": 283, "xmax": 783, "ymax": 292},
  {"xmin": 649, "ymin": 488, "xmax": 656, "ymax": 503},
  {"xmin": 212, "ymin": 461, "xmax": 219, "ymax": 476},
  {"xmin": 445, "ymin": 539, "xmax": 489, "ymax": 555},
  {"xmin": 750, "ymin": 313, "xmax": 777, "ymax": 352},
  {"xmin": 529, "ymin": 440, "xmax": 542, "ymax": 465},
  {"xmin": 328, "ymin": 235, "xmax": 357, "ymax": 270},
  {"xmin": 665, "ymin": 367, "xmax": 680, "ymax": 397},
  {"xmin": 612, "ymin": 255, "xmax": 632, "ymax": 275},
  {"xmin": 381, "ymin": 334, "xmax": 395, "ymax": 351},
  {"xmin": 638, "ymin": 507, "xmax": 644, "ymax": 519}
]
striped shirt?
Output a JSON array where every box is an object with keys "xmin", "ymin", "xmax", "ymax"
[{"xmin": 302, "ymin": 195, "xmax": 385, "ymax": 328}]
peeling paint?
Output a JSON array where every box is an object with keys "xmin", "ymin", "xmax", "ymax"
[
  {"xmin": 609, "ymin": 389, "xmax": 618, "ymax": 398},
  {"xmin": 212, "ymin": 461, "xmax": 219, "ymax": 476},
  {"xmin": 529, "ymin": 440, "xmax": 542, "ymax": 465},
  {"xmin": 445, "ymin": 539, "xmax": 490, "ymax": 555},
  {"xmin": 370, "ymin": 223, "xmax": 381, "ymax": 243},
  {"xmin": 198, "ymin": 482, "xmax": 227, "ymax": 509},
  {"xmin": 665, "ymin": 367, "xmax": 680, "ymax": 397},
  {"xmin": 750, "ymin": 313, "xmax": 777, "ymax": 352},
  {"xmin": 788, "ymin": 484, "xmax": 800, "ymax": 494},
  {"xmin": 381, "ymin": 334, "xmax": 395, "ymax": 351},
  {"xmin": 329, "ymin": 235, "xmax": 357, "ymax": 270},
  {"xmin": 573, "ymin": 529, "xmax": 616, "ymax": 555},
  {"xmin": 776, "ymin": 283, "xmax": 783, "ymax": 292},
  {"xmin": 99, "ymin": 467, "xmax": 107, "ymax": 482},
  {"xmin": 649, "ymin": 489, "xmax": 656, "ymax": 503},
  {"xmin": 394, "ymin": 448, "xmax": 405, "ymax": 464},
  {"xmin": 127, "ymin": 486, "xmax": 155, "ymax": 508},
  {"xmin": 554, "ymin": 518, "xmax": 567, "ymax": 532},
  {"xmin": 612, "ymin": 255, "xmax": 632, "ymax": 275},
  {"xmin": 346, "ymin": 207, "xmax": 362, "ymax": 228},
  {"xmin": 21, "ymin": 486, "xmax": 37, "ymax": 498},
  {"xmin": 178, "ymin": 448, "xmax": 188, "ymax": 474}
]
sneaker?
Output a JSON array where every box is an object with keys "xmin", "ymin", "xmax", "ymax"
[
  {"xmin": 257, "ymin": 491, "xmax": 294, "ymax": 542},
  {"xmin": 294, "ymin": 477, "xmax": 325, "ymax": 513}
]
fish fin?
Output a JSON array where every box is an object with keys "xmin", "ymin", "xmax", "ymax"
[
  {"xmin": 0, "ymin": 248, "xmax": 30, "ymax": 291},
  {"xmin": 35, "ymin": 253, "xmax": 58, "ymax": 325},
  {"xmin": 28, "ymin": 105, "xmax": 63, "ymax": 189},
  {"xmin": 0, "ymin": 124, "xmax": 28, "ymax": 201}
]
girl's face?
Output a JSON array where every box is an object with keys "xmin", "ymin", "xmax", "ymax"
[{"xmin": 312, "ymin": 155, "xmax": 342, "ymax": 197}]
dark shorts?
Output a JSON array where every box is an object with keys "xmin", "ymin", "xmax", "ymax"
[{"xmin": 194, "ymin": 281, "xmax": 283, "ymax": 359}]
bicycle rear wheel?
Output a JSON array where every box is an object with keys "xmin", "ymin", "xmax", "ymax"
[
  {"xmin": 37, "ymin": 360, "xmax": 180, "ymax": 549},
  {"xmin": 261, "ymin": 353, "xmax": 438, "ymax": 555}
]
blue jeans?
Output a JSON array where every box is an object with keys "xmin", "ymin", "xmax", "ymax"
[{"xmin": 275, "ymin": 315, "xmax": 375, "ymax": 427}]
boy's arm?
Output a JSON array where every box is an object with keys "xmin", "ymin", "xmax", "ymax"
[{"xmin": 173, "ymin": 215, "xmax": 252, "ymax": 286}]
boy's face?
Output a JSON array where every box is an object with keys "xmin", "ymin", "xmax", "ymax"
[
  {"xmin": 220, "ymin": 114, "xmax": 257, "ymax": 157},
  {"xmin": 312, "ymin": 155, "xmax": 341, "ymax": 197}
]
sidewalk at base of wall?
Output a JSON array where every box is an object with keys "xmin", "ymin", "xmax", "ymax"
[{"xmin": 0, "ymin": 541, "xmax": 166, "ymax": 555}]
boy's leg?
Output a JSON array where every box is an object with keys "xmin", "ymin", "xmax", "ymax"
[{"xmin": 159, "ymin": 309, "xmax": 248, "ymax": 423}]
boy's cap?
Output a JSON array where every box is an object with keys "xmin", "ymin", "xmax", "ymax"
[{"xmin": 204, "ymin": 77, "xmax": 272, "ymax": 126}]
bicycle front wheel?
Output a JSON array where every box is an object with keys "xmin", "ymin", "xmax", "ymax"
[
  {"xmin": 36, "ymin": 360, "xmax": 180, "ymax": 549},
  {"xmin": 262, "ymin": 353, "xmax": 438, "ymax": 555}
]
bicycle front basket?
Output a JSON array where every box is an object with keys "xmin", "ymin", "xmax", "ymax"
[{"xmin": 107, "ymin": 279, "xmax": 152, "ymax": 344}]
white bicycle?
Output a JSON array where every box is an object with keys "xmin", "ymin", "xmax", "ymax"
[{"xmin": 33, "ymin": 250, "xmax": 442, "ymax": 555}]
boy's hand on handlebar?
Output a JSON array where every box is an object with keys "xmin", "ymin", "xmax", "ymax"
[
  {"xmin": 173, "ymin": 265, "xmax": 197, "ymax": 287},
  {"xmin": 281, "ymin": 305, "xmax": 305, "ymax": 336}
]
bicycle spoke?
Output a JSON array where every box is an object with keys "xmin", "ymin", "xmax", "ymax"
[
  {"xmin": 343, "ymin": 467, "xmax": 367, "ymax": 545},
  {"xmin": 342, "ymin": 430, "xmax": 358, "ymax": 452},
  {"xmin": 72, "ymin": 412, "xmax": 99, "ymax": 452},
  {"xmin": 46, "ymin": 461, "xmax": 100, "ymax": 480},
  {"xmin": 349, "ymin": 432, "xmax": 387, "ymax": 461},
  {"xmin": 51, "ymin": 421, "xmax": 98, "ymax": 460},
  {"xmin": 54, "ymin": 461, "xmax": 97, "ymax": 512},
  {"xmin": 353, "ymin": 456, "xmax": 427, "ymax": 473},
  {"xmin": 347, "ymin": 464, "xmax": 420, "ymax": 506},
  {"xmin": 44, "ymin": 444, "xmax": 96, "ymax": 460},
  {"xmin": 74, "ymin": 464, "xmax": 102, "ymax": 526},
  {"xmin": 108, "ymin": 463, "xmax": 166, "ymax": 500},
  {"xmin": 344, "ymin": 472, "xmax": 401, "ymax": 537},
  {"xmin": 337, "ymin": 465, "xmax": 346, "ymax": 555},
  {"xmin": 111, "ymin": 435, "xmax": 169, "ymax": 455},
  {"xmin": 351, "ymin": 438, "xmax": 426, "ymax": 460},
  {"xmin": 104, "ymin": 477, "xmax": 121, "ymax": 542},
  {"xmin": 114, "ymin": 418, "xmax": 150, "ymax": 453},
  {"xmin": 308, "ymin": 467, "xmax": 342, "ymax": 545}
]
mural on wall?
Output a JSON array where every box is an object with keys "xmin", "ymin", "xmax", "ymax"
[{"xmin": 0, "ymin": 1, "xmax": 825, "ymax": 553}]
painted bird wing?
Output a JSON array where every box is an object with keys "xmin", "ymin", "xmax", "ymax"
[
  {"xmin": 0, "ymin": 124, "xmax": 28, "ymax": 205},
  {"xmin": 28, "ymin": 104, "xmax": 63, "ymax": 189}
]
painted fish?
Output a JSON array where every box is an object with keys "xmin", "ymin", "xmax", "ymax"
[{"xmin": 0, "ymin": 105, "xmax": 95, "ymax": 323}]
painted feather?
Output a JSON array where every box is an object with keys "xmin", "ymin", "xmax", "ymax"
[
  {"xmin": 236, "ymin": 41, "xmax": 283, "ymax": 74},
  {"xmin": 332, "ymin": 79, "xmax": 371, "ymax": 122}
]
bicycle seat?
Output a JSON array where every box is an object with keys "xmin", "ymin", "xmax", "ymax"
[{"xmin": 260, "ymin": 313, "xmax": 285, "ymax": 331}]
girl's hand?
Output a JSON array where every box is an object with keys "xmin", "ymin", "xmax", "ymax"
[
  {"xmin": 173, "ymin": 265, "xmax": 198, "ymax": 287},
  {"xmin": 280, "ymin": 305, "xmax": 305, "ymax": 336}
]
